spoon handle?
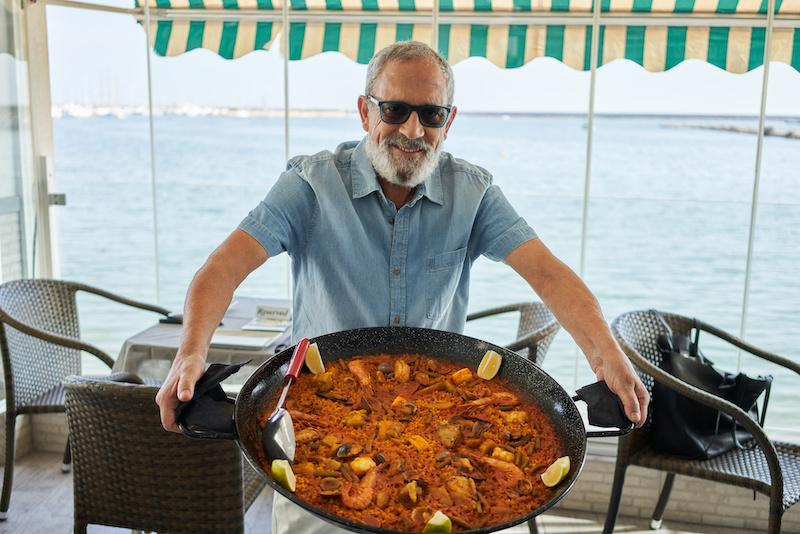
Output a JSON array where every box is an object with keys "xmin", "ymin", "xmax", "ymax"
[{"xmin": 286, "ymin": 338, "xmax": 310, "ymax": 381}]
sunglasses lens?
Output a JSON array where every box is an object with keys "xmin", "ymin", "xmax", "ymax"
[
  {"xmin": 379, "ymin": 102, "xmax": 411, "ymax": 124},
  {"xmin": 419, "ymin": 106, "xmax": 449, "ymax": 128}
]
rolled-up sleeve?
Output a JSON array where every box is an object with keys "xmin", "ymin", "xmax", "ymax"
[
  {"xmin": 238, "ymin": 168, "xmax": 318, "ymax": 258},
  {"xmin": 470, "ymin": 184, "xmax": 537, "ymax": 262}
]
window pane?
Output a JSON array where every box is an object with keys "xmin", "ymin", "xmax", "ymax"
[
  {"xmin": 450, "ymin": 58, "xmax": 591, "ymax": 388},
  {"xmin": 0, "ymin": 0, "xmax": 33, "ymax": 282},
  {"xmin": 1, "ymin": 0, "xmax": 36, "ymax": 401},
  {"xmin": 587, "ymin": 59, "xmax": 763, "ymax": 385},
  {"xmin": 743, "ymin": 62, "xmax": 800, "ymax": 438},
  {"xmin": 288, "ymin": 53, "xmax": 366, "ymax": 157},
  {"xmin": 48, "ymin": 7, "xmax": 157, "ymax": 371},
  {"xmin": 150, "ymin": 48, "xmax": 288, "ymax": 310}
]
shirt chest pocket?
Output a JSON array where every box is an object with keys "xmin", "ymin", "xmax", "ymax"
[{"xmin": 425, "ymin": 247, "xmax": 468, "ymax": 320}]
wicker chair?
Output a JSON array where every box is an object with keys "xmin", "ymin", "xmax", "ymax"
[
  {"xmin": 64, "ymin": 376, "xmax": 266, "ymax": 533},
  {"xmin": 466, "ymin": 302, "xmax": 560, "ymax": 366},
  {"xmin": 0, "ymin": 278, "xmax": 170, "ymax": 520},
  {"xmin": 605, "ymin": 309, "xmax": 800, "ymax": 533}
]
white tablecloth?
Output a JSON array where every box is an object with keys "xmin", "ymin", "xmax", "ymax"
[{"xmin": 114, "ymin": 296, "xmax": 291, "ymax": 384}]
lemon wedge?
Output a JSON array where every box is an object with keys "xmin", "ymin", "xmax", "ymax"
[
  {"xmin": 477, "ymin": 349, "xmax": 502, "ymax": 380},
  {"xmin": 541, "ymin": 456, "xmax": 570, "ymax": 488},
  {"xmin": 304, "ymin": 342, "xmax": 325, "ymax": 374},
  {"xmin": 423, "ymin": 510, "xmax": 452, "ymax": 533},
  {"xmin": 271, "ymin": 459, "xmax": 297, "ymax": 492}
]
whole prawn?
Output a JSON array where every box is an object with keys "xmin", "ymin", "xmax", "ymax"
[
  {"xmin": 347, "ymin": 360, "xmax": 373, "ymax": 389},
  {"xmin": 464, "ymin": 392, "xmax": 519, "ymax": 407},
  {"xmin": 341, "ymin": 468, "xmax": 378, "ymax": 510}
]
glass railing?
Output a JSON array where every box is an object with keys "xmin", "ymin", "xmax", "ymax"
[{"xmin": 44, "ymin": 5, "xmax": 800, "ymax": 440}]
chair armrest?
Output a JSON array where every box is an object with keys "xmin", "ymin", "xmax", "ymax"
[
  {"xmin": 466, "ymin": 303, "xmax": 527, "ymax": 322},
  {"xmin": 74, "ymin": 282, "xmax": 170, "ymax": 317},
  {"xmin": 617, "ymin": 333, "xmax": 784, "ymax": 498},
  {"xmin": 505, "ymin": 321, "xmax": 560, "ymax": 353},
  {"xmin": 0, "ymin": 312, "xmax": 115, "ymax": 369},
  {"xmin": 697, "ymin": 319, "xmax": 800, "ymax": 376}
]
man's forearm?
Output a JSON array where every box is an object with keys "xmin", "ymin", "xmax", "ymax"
[
  {"xmin": 532, "ymin": 260, "xmax": 619, "ymax": 371},
  {"xmin": 176, "ymin": 229, "xmax": 269, "ymax": 359},
  {"xmin": 505, "ymin": 239, "xmax": 621, "ymax": 370},
  {"xmin": 178, "ymin": 261, "xmax": 239, "ymax": 359}
]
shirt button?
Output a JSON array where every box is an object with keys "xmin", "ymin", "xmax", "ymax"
[
  {"xmin": 388, "ymin": 217, "xmax": 395, "ymax": 225},
  {"xmin": 393, "ymin": 315, "xmax": 400, "ymax": 325},
  {"xmin": 392, "ymin": 267, "xmax": 401, "ymax": 276}
]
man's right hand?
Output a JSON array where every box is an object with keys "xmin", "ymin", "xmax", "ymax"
[{"xmin": 155, "ymin": 354, "xmax": 206, "ymax": 432}]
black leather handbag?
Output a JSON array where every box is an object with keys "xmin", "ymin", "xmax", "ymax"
[{"xmin": 650, "ymin": 313, "xmax": 772, "ymax": 460}]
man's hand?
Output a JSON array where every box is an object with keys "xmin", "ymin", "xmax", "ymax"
[
  {"xmin": 155, "ymin": 354, "xmax": 206, "ymax": 432},
  {"xmin": 592, "ymin": 350, "xmax": 650, "ymax": 427}
]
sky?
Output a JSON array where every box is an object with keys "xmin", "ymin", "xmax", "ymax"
[{"xmin": 40, "ymin": 2, "xmax": 800, "ymax": 116}]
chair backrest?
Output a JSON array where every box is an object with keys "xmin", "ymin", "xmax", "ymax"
[
  {"xmin": 64, "ymin": 377, "xmax": 248, "ymax": 534},
  {"xmin": 517, "ymin": 302, "xmax": 560, "ymax": 365},
  {"xmin": 0, "ymin": 279, "xmax": 82, "ymax": 409},
  {"xmin": 611, "ymin": 309, "xmax": 695, "ymax": 398}
]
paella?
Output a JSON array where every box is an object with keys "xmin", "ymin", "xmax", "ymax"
[{"xmin": 259, "ymin": 350, "xmax": 567, "ymax": 532}]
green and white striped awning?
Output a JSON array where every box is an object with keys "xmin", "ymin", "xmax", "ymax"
[{"xmin": 137, "ymin": 0, "xmax": 800, "ymax": 73}]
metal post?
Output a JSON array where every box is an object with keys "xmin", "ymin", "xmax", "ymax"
[
  {"xmin": 573, "ymin": 0, "xmax": 601, "ymax": 390},
  {"xmin": 433, "ymin": 0, "xmax": 440, "ymax": 51},
  {"xmin": 36, "ymin": 0, "xmax": 800, "ymax": 28},
  {"xmin": 738, "ymin": 0, "xmax": 777, "ymax": 371},
  {"xmin": 282, "ymin": 0, "xmax": 292, "ymax": 299},
  {"xmin": 143, "ymin": 1, "xmax": 162, "ymax": 304},
  {"xmin": 24, "ymin": 0, "xmax": 58, "ymax": 278}
]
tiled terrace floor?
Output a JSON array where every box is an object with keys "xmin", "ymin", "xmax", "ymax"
[{"xmin": 0, "ymin": 452, "xmax": 758, "ymax": 534}]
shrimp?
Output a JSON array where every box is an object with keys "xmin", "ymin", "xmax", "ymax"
[
  {"xmin": 476, "ymin": 456, "xmax": 525, "ymax": 486},
  {"xmin": 340, "ymin": 468, "xmax": 378, "ymax": 510},
  {"xmin": 348, "ymin": 360, "xmax": 373, "ymax": 389},
  {"xmin": 464, "ymin": 392, "xmax": 519, "ymax": 407},
  {"xmin": 287, "ymin": 409, "xmax": 322, "ymax": 425}
]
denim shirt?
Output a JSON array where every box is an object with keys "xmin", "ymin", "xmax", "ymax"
[{"xmin": 239, "ymin": 138, "xmax": 536, "ymax": 341}]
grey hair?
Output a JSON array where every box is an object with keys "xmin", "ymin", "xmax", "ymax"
[{"xmin": 365, "ymin": 41, "xmax": 455, "ymax": 105}]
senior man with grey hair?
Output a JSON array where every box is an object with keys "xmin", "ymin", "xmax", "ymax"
[{"xmin": 156, "ymin": 40, "xmax": 649, "ymax": 532}]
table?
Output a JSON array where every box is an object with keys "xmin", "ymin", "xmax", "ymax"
[{"xmin": 114, "ymin": 296, "xmax": 292, "ymax": 384}]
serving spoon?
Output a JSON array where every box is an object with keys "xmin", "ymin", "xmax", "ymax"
[{"xmin": 261, "ymin": 337, "xmax": 310, "ymax": 462}]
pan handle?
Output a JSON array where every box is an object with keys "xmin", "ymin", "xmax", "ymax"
[
  {"xmin": 285, "ymin": 338, "xmax": 310, "ymax": 381},
  {"xmin": 572, "ymin": 381, "xmax": 635, "ymax": 438},
  {"xmin": 176, "ymin": 360, "xmax": 251, "ymax": 440}
]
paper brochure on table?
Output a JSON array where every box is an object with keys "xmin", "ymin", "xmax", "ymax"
[
  {"xmin": 210, "ymin": 331, "xmax": 278, "ymax": 349},
  {"xmin": 241, "ymin": 303, "xmax": 292, "ymax": 332},
  {"xmin": 210, "ymin": 327, "xmax": 292, "ymax": 350}
]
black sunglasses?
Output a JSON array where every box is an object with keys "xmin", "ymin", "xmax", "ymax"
[{"xmin": 366, "ymin": 95, "xmax": 452, "ymax": 129}]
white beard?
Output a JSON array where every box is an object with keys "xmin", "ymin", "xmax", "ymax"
[{"xmin": 364, "ymin": 134, "xmax": 440, "ymax": 189}]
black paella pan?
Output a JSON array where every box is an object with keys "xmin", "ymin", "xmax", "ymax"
[{"xmin": 178, "ymin": 326, "xmax": 633, "ymax": 534}]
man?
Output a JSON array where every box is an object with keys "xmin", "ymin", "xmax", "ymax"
[{"xmin": 156, "ymin": 41, "xmax": 649, "ymax": 532}]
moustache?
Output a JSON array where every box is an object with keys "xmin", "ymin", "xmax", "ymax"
[{"xmin": 383, "ymin": 134, "xmax": 432, "ymax": 154}]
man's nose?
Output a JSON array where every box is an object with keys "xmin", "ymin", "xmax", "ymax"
[{"xmin": 399, "ymin": 111, "xmax": 425, "ymax": 139}]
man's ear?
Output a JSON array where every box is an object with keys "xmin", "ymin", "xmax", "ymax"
[
  {"xmin": 357, "ymin": 95, "xmax": 370, "ymax": 132},
  {"xmin": 443, "ymin": 105, "xmax": 458, "ymax": 140}
]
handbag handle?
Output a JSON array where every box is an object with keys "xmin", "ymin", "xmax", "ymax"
[{"xmin": 652, "ymin": 310, "xmax": 710, "ymax": 364}]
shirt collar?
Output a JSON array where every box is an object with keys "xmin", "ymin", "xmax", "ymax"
[{"xmin": 351, "ymin": 137, "xmax": 444, "ymax": 206}]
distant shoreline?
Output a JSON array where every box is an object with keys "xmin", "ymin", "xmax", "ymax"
[
  {"xmin": 46, "ymin": 104, "xmax": 800, "ymax": 122},
  {"xmin": 664, "ymin": 123, "xmax": 800, "ymax": 139}
]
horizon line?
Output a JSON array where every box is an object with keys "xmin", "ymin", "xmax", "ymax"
[{"xmin": 45, "ymin": 104, "xmax": 800, "ymax": 121}]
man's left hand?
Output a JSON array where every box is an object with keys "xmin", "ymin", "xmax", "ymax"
[{"xmin": 593, "ymin": 351, "xmax": 650, "ymax": 427}]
